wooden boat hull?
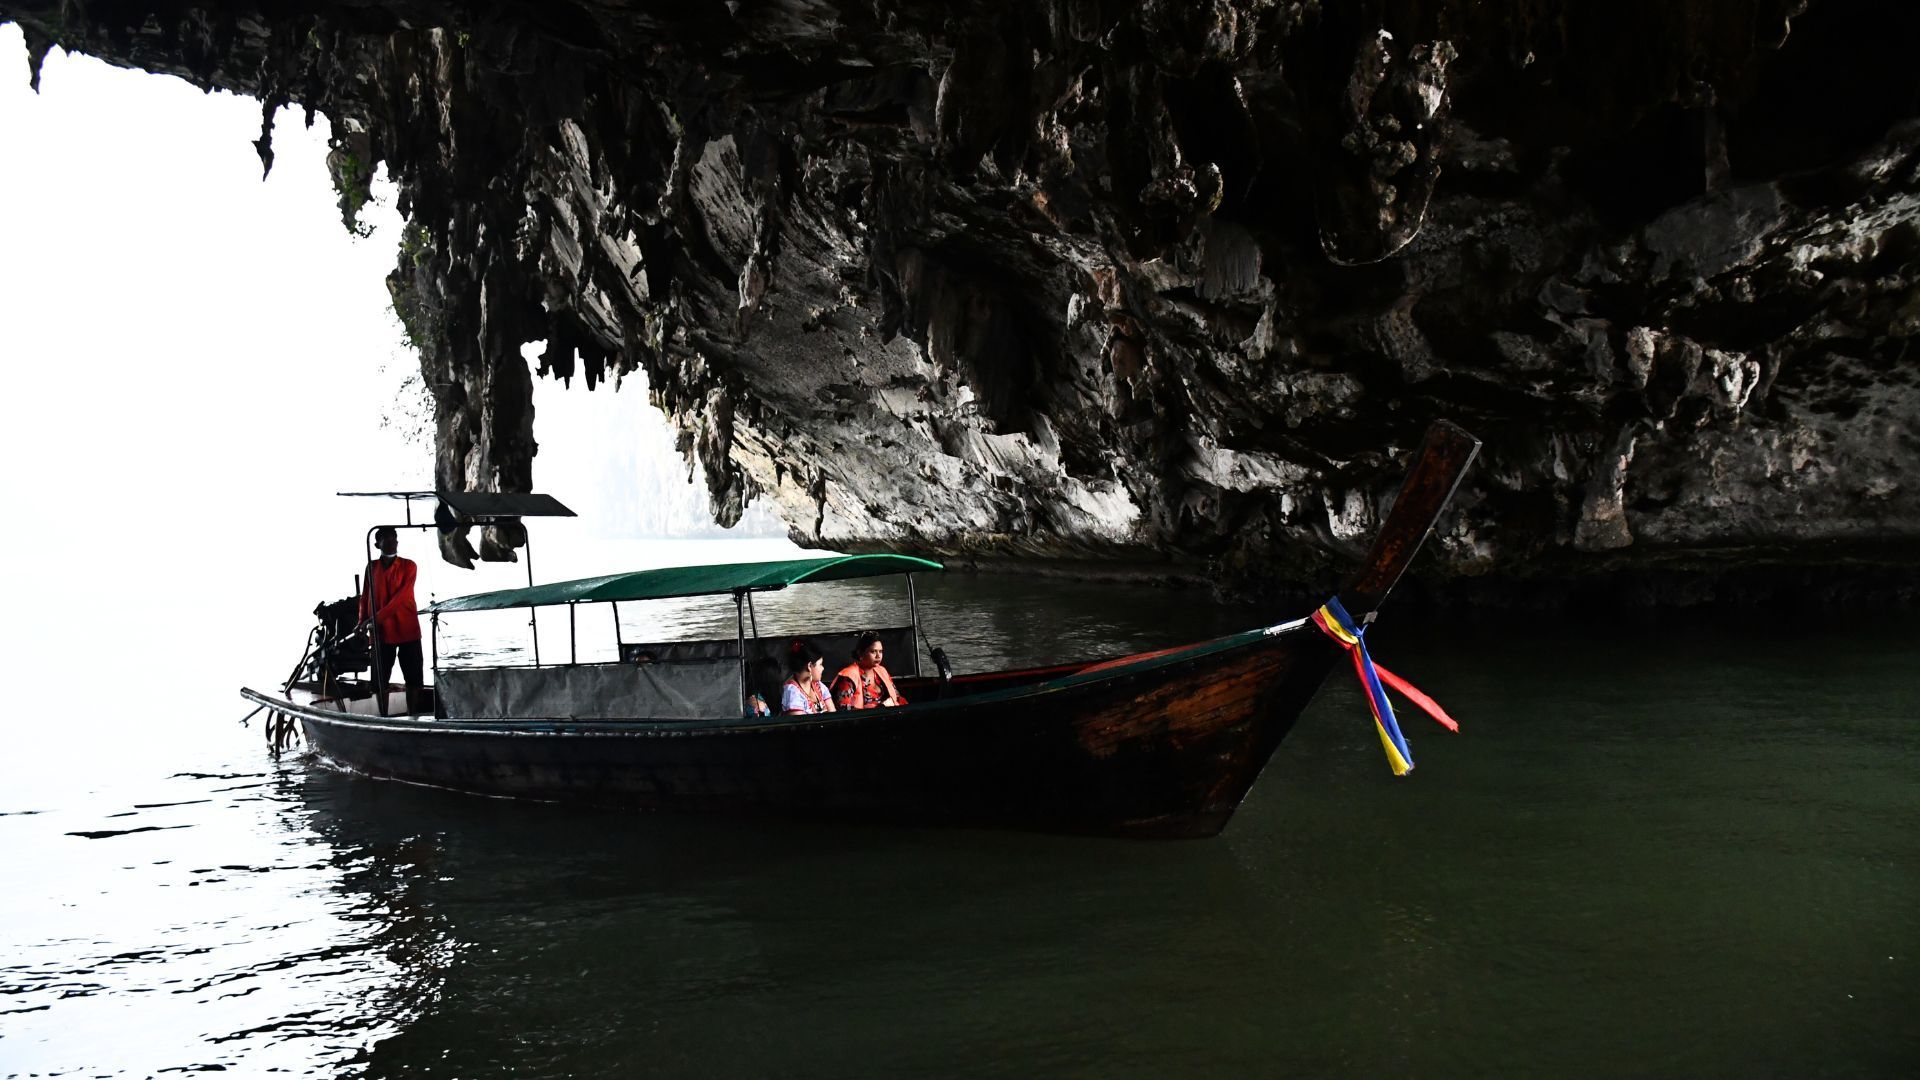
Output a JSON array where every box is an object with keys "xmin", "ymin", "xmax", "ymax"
[{"xmin": 246, "ymin": 623, "xmax": 1338, "ymax": 838}]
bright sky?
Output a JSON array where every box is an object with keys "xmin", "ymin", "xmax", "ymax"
[{"xmin": 0, "ymin": 27, "xmax": 788, "ymax": 778}]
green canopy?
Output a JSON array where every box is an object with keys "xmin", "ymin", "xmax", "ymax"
[{"xmin": 427, "ymin": 554, "xmax": 944, "ymax": 613}]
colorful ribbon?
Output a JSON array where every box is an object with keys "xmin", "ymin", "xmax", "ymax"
[{"xmin": 1310, "ymin": 597, "xmax": 1458, "ymax": 776}]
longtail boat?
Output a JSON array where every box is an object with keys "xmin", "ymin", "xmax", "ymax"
[{"xmin": 242, "ymin": 422, "xmax": 1479, "ymax": 838}]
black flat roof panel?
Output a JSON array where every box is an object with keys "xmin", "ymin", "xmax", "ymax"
[{"xmin": 438, "ymin": 491, "xmax": 576, "ymax": 518}]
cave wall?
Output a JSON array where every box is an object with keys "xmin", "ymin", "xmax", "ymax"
[{"xmin": 7, "ymin": 0, "xmax": 1920, "ymax": 602}]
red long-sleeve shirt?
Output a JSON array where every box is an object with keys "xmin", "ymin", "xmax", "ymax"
[{"xmin": 360, "ymin": 557, "xmax": 422, "ymax": 644}]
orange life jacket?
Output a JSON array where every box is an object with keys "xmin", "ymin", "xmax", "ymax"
[{"xmin": 833, "ymin": 662, "xmax": 903, "ymax": 709}]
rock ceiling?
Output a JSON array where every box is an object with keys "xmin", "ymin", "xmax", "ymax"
[{"xmin": 7, "ymin": 0, "xmax": 1919, "ymax": 603}]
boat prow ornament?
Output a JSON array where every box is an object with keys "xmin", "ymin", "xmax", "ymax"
[{"xmin": 241, "ymin": 425, "xmax": 1480, "ymax": 838}]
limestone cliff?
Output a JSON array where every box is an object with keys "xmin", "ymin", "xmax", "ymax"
[{"xmin": 7, "ymin": 0, "xmax": 1920, "ymax": 603}]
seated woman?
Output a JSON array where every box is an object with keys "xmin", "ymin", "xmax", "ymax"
[
  {"xmin": 832, "ymin": 631, "xmax": 907, "ymax": 710},
  {"xmin": 780, "ymin": 641, "xmax": 837, "ymax": 715}
]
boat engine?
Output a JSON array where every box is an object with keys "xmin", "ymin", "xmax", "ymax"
[{"xmin": 286, "ymin": 595, "xmax": 370, "ymax": 692}]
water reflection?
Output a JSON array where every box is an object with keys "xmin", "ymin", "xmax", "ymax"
[{"xmin": 287, "ymin": 768, "xmax": 1270, "ymax": 1079}]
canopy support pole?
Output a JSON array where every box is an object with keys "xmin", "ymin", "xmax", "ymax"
[
  {"xmin": 526, "ymin": 538, "xmax": 540, "ymax": 669},
  {"xmin": 906, "ymin": 573, "xmax": 923, "ymax": 677},
  {"xmin": 747, "ymin": 591, "xmax": 760, "ymax": 638},
  {"xmin": 363, "ymin": 529, "xmax": 386, "ymax": 717},
  {"xmin": 612, "ymin": 601, "xmax": 623, "ymax": 658},
  {"xmin": 568, "ymin": 602, "xmax": 578, "ymax": 665},
  {"xmin": 733, "ymin": 590, "xmax": 749, "ymax": 709}
]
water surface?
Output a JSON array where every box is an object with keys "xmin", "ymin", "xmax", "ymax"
[{"xmin": 3, "ymin": 573, "xmax": 1915, "ymax": 1077}]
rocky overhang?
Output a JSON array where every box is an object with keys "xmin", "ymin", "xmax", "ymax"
[{"xmin": 7, "ymin": 0, "xmax": 1920, "ymax": 605}]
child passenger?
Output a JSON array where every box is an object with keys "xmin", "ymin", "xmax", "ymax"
[
  {"xmin": 744, "ymin": 657, "xmax": 779, "ymax": 716},
  {"xmin": 781, "ymin": 640, "xmax": 837, "ymax": 715}
]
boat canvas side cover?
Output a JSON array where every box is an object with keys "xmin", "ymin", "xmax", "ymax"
[
  {"xmin": 428, "ymin": 554, "xmax": 943, "ymax": 613},
  {"xmin": 438, "ymin": 660, "xmax": 740, "ymax": 720}
]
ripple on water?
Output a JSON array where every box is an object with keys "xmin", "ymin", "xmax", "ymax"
[{"xmin": 1, "ymin": 766, "xmax": 432, "ymax": 1075}]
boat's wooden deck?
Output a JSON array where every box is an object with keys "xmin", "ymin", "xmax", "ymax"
[{"xmin": 289, "ymin": 682, "xmax": 439, "ymax": 719}]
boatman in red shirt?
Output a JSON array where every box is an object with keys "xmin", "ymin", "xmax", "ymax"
[{"xmin": 360, "ymin": 525, "xmax": 423, "ymax": 715}]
